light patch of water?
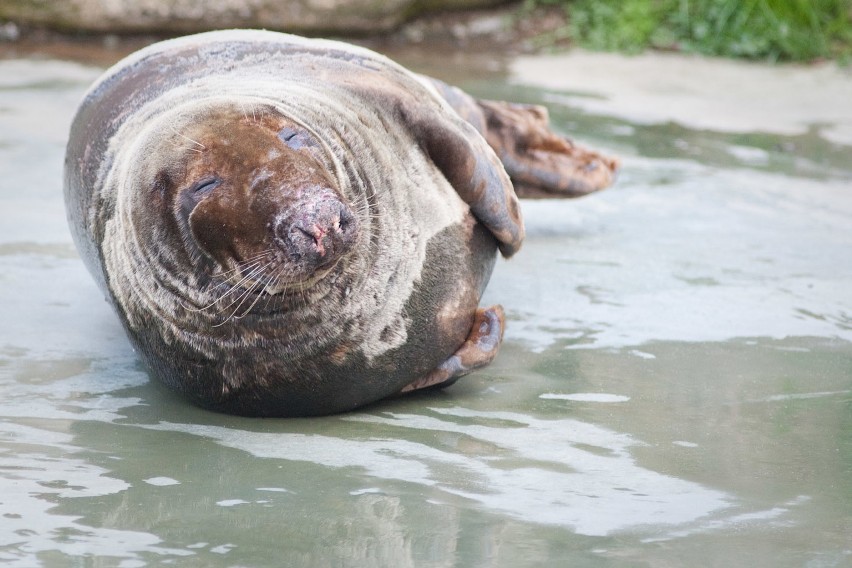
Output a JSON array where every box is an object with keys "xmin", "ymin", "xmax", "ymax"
[
  {"xmin": 761, "ymin": 391, "xmax": 852, "ymax": 403},
  {"xmin": 540, "ymin": 393, "xmax": 631, "ymax": 403},
  {"xmin": 642, "ymin": 495, "xmax": 812, "ymax": 543},
  {"xmin": 144, "ymin": 477, "xmax": 180, "ymax": 486},
  {"xmin": 216, "ymin": 499, "xmax": 250, "ymax": 507}
]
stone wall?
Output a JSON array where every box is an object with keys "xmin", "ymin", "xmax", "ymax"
[{"xmin": 0, "ymin": 0, "xmax": 510, "ymax": 35}]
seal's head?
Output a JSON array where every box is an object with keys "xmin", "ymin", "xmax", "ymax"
[{"xmin": 126, "ymin": 101, "xmax": 360, "ymax": 299}]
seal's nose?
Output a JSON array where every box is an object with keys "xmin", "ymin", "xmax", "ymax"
[{"xmin": 274, "ymin": 196, "xmax": 358, "ymax": 267}]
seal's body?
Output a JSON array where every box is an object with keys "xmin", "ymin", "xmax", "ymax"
[{"xmin": 65, "ymin": 30, "xmax": 616, "ymax": 416}]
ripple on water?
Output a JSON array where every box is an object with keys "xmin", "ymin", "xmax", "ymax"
[
  {"xmin": 141, "ymin": 407, "xmax": 731, "ymax": 537},
  {"xmin": 0, "ymin": 422, "xmax": 191, "ymax": 564}
]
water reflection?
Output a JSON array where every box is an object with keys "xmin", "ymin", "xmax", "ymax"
[
  {"xmin": 0, "ymin": 422, "xmax": 189, "ymax": 565},
  {"xmin": 483, "ymin": 159, "xmax": 852, "ymax": 352},
  {"xmin": 142, "ymin": 406, "xmax": 730, "ymax": 537}
]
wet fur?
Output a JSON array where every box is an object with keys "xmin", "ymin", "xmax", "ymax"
[{"xmin": 65, "ymin": 31, "xmax": 509, "ymax": 416}]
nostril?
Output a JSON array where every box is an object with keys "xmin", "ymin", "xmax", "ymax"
[{"xmin": 337, "ymin": 205, "xmax": 355, "ymax": 235}]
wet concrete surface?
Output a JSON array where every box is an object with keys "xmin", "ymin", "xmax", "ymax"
[{"xmin": 1, "ymin": 38, "xmax": 850, "ymax": 566}]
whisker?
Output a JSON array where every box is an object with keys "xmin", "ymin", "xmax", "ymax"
[
  {"xmin": 267, "ymin": 273, "xmax": 283, "ymax": 306},
  {"xmin": 212, "ymin": 263, "xmax": 272, "ymax": 326},
  {"xmin": 168, "ymin": 123, "xmax": 205, "ymax": 149},
  {"xmin": 181, "ymin": 260, "xmax": 265, "ymax": 312},
  {"xmin": 213, "ymin": 254, "xmax": 271, "ymax": 281},
  {"xmin": 207, "ymin": 252, "xmax": 278, "ymax": 292},
  {"xmin": 234, "ymin": 279, "xmax": 269, "ymax": 319}
]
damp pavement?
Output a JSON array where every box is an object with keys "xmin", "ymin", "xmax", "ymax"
[{"xmin": 0, "ymin": 41, "xmax": 850, "ymax": 566}]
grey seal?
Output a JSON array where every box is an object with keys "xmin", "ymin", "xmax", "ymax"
[{"xmin": 64, "ymin": 30, "xmax": 617, "ymax": 416}]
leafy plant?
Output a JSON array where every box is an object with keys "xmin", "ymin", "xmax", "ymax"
[{"xmin": 538, "ymin": 0, "xmax": 852, "ymax": 61}]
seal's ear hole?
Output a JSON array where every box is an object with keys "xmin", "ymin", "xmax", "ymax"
[{"xmin": 278, "ymin": 127, "xmax": 318, "ymax": 151}]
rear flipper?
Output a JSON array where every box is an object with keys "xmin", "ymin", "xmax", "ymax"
[
  {"xmin": 401, "ymin": 305, "xmax": 505, "ymax": 394},
  {"xmin": 424, "ymin": 77, "xmax": 619, "ymax": 198}
]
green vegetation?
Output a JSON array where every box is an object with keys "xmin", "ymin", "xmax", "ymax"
[{"xmin": 530, "ymin": 0, "xmax": 852, "ymax": 61}]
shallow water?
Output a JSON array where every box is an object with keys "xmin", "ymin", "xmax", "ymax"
[{"xmin": 1, "ymin": 41, "xmax": 850, "ymax": 567}]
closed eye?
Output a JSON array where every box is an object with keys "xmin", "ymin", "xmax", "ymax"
[
  {"xmin": 279, "ymin": 127, "xmax": 298, "ymax": 142},
  {"xmin": 190, "ymin": 177, "xmax": 220, "ymax": 197},
  {"xmin": 278, "ymin": 127, "xmax": 317, "ymax": 150}
]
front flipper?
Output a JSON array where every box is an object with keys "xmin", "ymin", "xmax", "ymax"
[
  {"xmin": 400, "ymin": 305, "xmax": 505, "ymax": 394},
  {"xmin": 423, "ymin": 77, "xmax": 619, "ymax": 198},
  {"xmin": 404, "ymin": 104, "xmax": 525, "ymax": 258},
  {"xmin": 343, "ymin": 75, "xmax": 524, "ymax": 257}
]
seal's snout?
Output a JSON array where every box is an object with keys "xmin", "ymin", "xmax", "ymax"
[{"xmin": 275, "ymin": 195, "xmax": 358, "ymax": 269}]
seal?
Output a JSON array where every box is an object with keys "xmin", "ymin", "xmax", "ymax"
[{"xmin": 64, "ymin": 30, "xmax": 617, "ymax": 417}]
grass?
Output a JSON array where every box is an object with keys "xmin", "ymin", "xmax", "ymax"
[{"xmin": 529, "ymin": 0, "xmax": 852, "ymax": 61}]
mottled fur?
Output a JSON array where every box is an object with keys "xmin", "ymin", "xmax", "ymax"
[
  {"xmin": 66, "ymin": 31, "xmax": 514, "ymax": 416},
  {"xmin": 65, "ymin": 30, "xmax": 616, "ymax": 416}
]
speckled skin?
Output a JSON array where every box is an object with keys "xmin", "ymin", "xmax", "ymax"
[{"xmin": 65, "ymin": 30, "xmax": 527, "ymax": 416}]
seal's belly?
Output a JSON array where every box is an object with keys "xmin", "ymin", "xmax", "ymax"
[
  {"xmin": 329, "ymin": 212, "xmax": 498, "ymax": 412},
  {"xmin": 209, "ymin": 212, "xmax": 498, "ymax": 417}
]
